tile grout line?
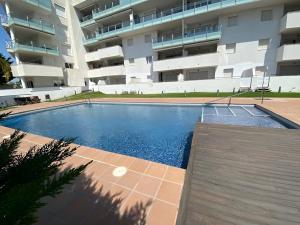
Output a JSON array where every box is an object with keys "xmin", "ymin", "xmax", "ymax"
[
  {"xmin": 109, "ymin": 180, "xmax": 179, "ymax": 207},
  {"xmin": 75, "ymin": 154, "xmax": 185, "ymax": 186},
  {"xmin": 145, "ymin": 164, "xmax": 171, "ymax": 219},
  {"xmin": 119, "ymin": 161, "xmax": 152, "ymax": 212}
]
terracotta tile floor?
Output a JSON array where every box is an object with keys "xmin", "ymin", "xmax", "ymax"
[
  {"xmin": 0, "ymin": 97, "xmax": 299, "ymax": 225},
  {"xmin": 0, "ymin": 125, "xmax": 185, "ymax": 225}
]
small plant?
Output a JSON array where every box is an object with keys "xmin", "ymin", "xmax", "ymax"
[
  {"xmin": 0, "ymin": 113, "xmax": 91, "ymax": 225},
  {"xmin": 0, "ymin": 54, "xmax": 13, "ymax": 84}
]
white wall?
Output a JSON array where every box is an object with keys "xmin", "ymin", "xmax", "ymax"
[
  {"xmin": 94, "ymin": 76, "xmax": 300, "ymax": 94},
  {"xmin": 277, "ymin": 44, "xmax": 300, "ymax": 62},
  {"xmin": 280, "ymin": 10, "xmax": 300, "ymax": 32},
  {"xmin": 0, "ymin": 87, "xmax": 84, "ymax": 106},
  {"xmin": 122, "ymin": 32, "xmax": 157, "ymax": 83},
  {"xmin": 217, "ymin": 5, "xmax": 283, "ymax": 77}
]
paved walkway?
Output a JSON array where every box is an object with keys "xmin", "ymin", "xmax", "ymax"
[
  {"xmin": 177, "ymin": 123, "xmax": 300, "ymax": 225},
  {"xmin": 0, "ymin": 125, "xmax": 185, "ymax": 225}
]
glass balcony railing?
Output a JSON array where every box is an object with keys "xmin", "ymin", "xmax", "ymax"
[
  {"xmin": 80, "ymin": 0, "xmax": 147, "ymax": 27},
  {"xmin": 22, "ymin": 0, "xmax": 52, "ymax": 12},
  {"xmin": 6, "ymin": 41, "xmax": 59, "ymax": 56},
  {"xmin": 152, "ymin": 25, "xmax": 221, "ymax": 49},
  {"xmin": 83, "ymin": 0, "xmax": 254, "ymax": 45},
  {"xmin": 5, "ymin": 15, "xmax": 55, "ymax": 34},
  {"xmin": 84, "ymin": 21, "xmax": 131, "ymax": 45}
]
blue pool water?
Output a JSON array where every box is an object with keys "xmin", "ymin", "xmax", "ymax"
[{"xmin": 0, "ymin": 103, "xmax": 286, "ymax": 168}]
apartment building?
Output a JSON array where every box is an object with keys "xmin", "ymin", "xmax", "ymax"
[
  {"xmin": 1, "ymin": 0, "xmax": 300, "ymax": 91},
  {"xmin": 0, "ymin": 0, "xmax": 85, "ymax": 88}
]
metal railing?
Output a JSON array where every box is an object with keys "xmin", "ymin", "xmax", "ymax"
[
  {"xmin": 23, "ymin": 0, "xmax": 52, "ymax": 11},
  {"xmin": 6, "ymin": 41, "xmax": 59, "ymax": 56},
  {"xmin": 81, "ymin": 0, "xmax": 146, "ymax": 24},
  {"xmin": 83, "ymin": 0, "xmax": 253, "ymax": 44},
  {"xmin": 3, "ymin": 14, "xmax": 55, "ymax": 34},
  {"xmin": 204, "ymin": 90, "xmax": 253, "ymax": 106},
  {"xmin": 152, "ymin": 24, "xmax": 221, "ymax": 48}
]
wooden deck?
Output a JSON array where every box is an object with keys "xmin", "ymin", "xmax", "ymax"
[{"xmin": 177, "ymin": 123, "xmax": 300, "ymax": 225}]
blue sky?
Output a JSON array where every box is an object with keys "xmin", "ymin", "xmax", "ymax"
[{"xmin": 0, "ymin": 5, "xmax": 14, "ymax": 61}]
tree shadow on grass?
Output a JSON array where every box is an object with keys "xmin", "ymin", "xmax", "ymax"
[{"xmin": 36, "ymin": 169, "xmax": 152, "ymax": 225}]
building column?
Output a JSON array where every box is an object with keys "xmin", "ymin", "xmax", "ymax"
[
  {"xmin": 5, "ymin": 1, "xmax": 20, "ymax": 65},
  {"xmin": 129, "ymin": 11, "xmax": 134, "ymax": 26},
  {"xmin": 9, "ymin": 27, "xmax": 20, "ymax": 64},
  {"xmin": 20, "ymin": 77, "xmax": 26, "ymax": 89},
  {"xmin": 4, "ymin": 1, "xmax": 10, "ymax": 16}
]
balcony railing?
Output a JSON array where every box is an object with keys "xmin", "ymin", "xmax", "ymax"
[
  {"xmin": 87, "ymin": 65, "xmax": 126, "ymax": 78},
  {"xmin": 85, "ymin": 45, "xmax": 124, "ymax": 62},
  {"xmin": 3, "ymin": 15, "xmax": 55, "ymax": 34},
  {"xmin": 153, "ymin": 25, "xmax": 221, "ymax": 49},
  {"xmin": 153, "ymin": 52, "xmax": 219, "ymax": 72},
  {"xmin": 84, "ymin": 21, "xmax": 131, "ymax": 44},
  {"xmin": 80, "ymin": 0, "xmax": 147, "ymax": 27},
  {"xmin": 83, "ymin": 0, "xmax": 253, "ymax": 45},
  {"xmin": 11, "ymin": 63, "xmax": 64, "ymax": 78},
  {"xmin": 6, "ymin": 41, "xmax": 59, "ymax": 56},
  {"xmin": 277, "ymin": 43, "xmax": 300, "ymax": 62},
  {"xmin": 22, "ymin": 0, "xmax": 52, "ymax": 12},
  {"xmin": 280, "ymin": 10, "xmax": 300, "ymax": 33}
]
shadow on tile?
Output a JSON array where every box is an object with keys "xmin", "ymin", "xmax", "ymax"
[{"xmin": 37, "ymin": 169, "xmax": 152, "ymax": 225}]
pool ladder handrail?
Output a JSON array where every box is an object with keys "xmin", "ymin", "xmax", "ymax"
[
  {"xmin": 85, "ymin": 97, "xmax": 91, "ymax": 104},
  {"xmin": 204, "ymin": 90, "xmax": 252, "ymax": 106}
]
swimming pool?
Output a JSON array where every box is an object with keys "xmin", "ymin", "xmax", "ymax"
[{"xmin": 0, "ymin": 103, "xmax": 287, "ymax": 168}]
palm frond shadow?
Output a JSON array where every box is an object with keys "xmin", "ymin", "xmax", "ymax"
[{"xmin": 37, "ymin": 167, "xmax": 152, "ymax": 225}]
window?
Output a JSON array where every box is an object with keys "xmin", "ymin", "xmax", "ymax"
[
  {"xmin": 223, "ymin": 68, "xmax": 234, "ymax": 78},
  {"xmin": 129, "ymin": 58, "xmax": 135, "ymax": 64},
  {"xmin": 146, "ymin": 56, "xmax": 153, "ymax": 64},
  {"xmin": 55, "ymin": 4, "xmax": 65, "ymax": 18},
  {"xmin": 65, "ymin": 63, "xmax": 73, "ymax": 69},
  {"xmin": 226, "ymin": 43, "xmax": 236, "ymax": 53},
  {"xmin": 144, "ymin": 34, "xmax": 152, "ymax": 43},
  {"xmin": 255, "ymin": 66, "xmax": 266, "ymax": 76},
  {"xmin": 258, "ymin": 39, "xmax": 270, "ymax": 50},
  {"xmin": 261, "ymin": 10, "xmax": 273, "ymax": 21},
  {"xmin": 57, "ymin": 25, "xmax": 69, "ymax": 43},
  {"xmin": 61, "ymin": 45, "xmax": 72, "ymax": 56},
  {"xmin": 228, "ymin": 16, "xmax": 238, "ymax": 27},
  {"xmin": 127, "ymin": 38, "xmax": 133, "ymax": 46}
]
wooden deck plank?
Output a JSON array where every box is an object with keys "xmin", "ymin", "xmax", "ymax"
[{"xmin": 176, "ymin": 123, "xmax": 300, "ymax": 225}]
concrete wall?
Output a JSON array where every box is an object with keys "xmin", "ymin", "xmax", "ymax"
[
  {"xmin": 280, "ymin": 10, "xmax": 300, "ymax": 32},
  {"xmin": 122, "ymin": 32, "xmax": 156, "ymax": 83},
  {"xmin": 277, "ymin": 44, "xmax": 300, "ymax": 62},
  {"xmin": 92, "ymin": 76, "xmax": 300, "ymax": 94},
  {"xmin": 217, "ymin": 5, "xmax": 283, "ymax": 77},
  {"xmin": 0, "ymin": 86, "xmax": 84, "ymax": 106},
  {"xmin": 87, "ymin": 65, "xmax": 126, "ymax": 78}
]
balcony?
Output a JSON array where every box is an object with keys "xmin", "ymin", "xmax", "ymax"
[
  {"xmin": 80, "ymin": 0, "xmax": 147, "ymax": 27},
  {"xmin": 7, "ymin": 41, "xmax": 59, "ymax": 56},
  {"xmin": 280, "ymin": 10, "xmax": 300, "ymax": 33},
  {"xmin": 276, "ymin": 44, "xmax": 300, "ymax": 62},
  {"xmin": 11, "ymin": 63, "xmax": 64, "ymax": 77},
  {"xmin": 153, "ymin": 25, "xmax": 221, "ymax": 50},
  {"xmin": 153, "ymin": 53, "xmax": 219, "ymax": 72},
  {"xmin": 4, "ymin": 15, "xmax": 55, "ymax": 35},
  {"xmin": 83, "ymin": 0, "xmax": 254, "ymax": 45},
  {"xmin": 87, "ymin": 65, "xmax": 126, "ymax": 78},
  {"xmin": 85, "ymin": 46, "xmax": 124, "ymax": 63},
  {"xmin": 22, "ymin": 0, "xmax": 52, "ymax": 13}
]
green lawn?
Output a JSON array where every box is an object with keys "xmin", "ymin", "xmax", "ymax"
[
  {"xmin": 56, "ymin": 91, "xmax": 300, "ymax": 101},
  {"xmin": 0, "ymin": 106, "xmax": 17, "ymax": 112}
]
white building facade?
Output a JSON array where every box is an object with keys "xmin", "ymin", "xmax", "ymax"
[{"xmin": 1, "ymin": 0, "xmax": 300, "ymax": 93}]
